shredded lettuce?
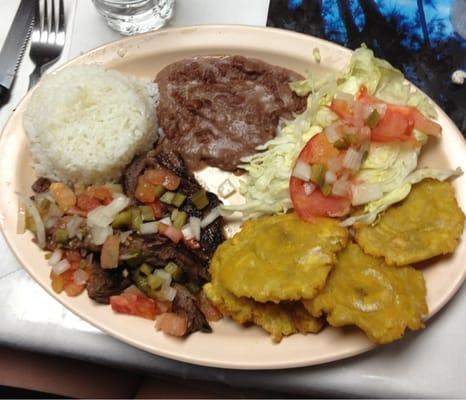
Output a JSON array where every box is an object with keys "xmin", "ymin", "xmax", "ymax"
[{"xmin": 221, "ymin": 46, "xmax": 442, "ymax": 222}]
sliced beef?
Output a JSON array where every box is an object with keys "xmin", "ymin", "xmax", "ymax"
[
  {"xmin": 87, "ymin": 262, "xmax": 131, "ymax": 304},
  {"xmin": 156, "ymin": 55, "xmax": 306, "ymax": 171},
  {"xmin": 172, "ymin": 284, "xmax": 211, "ymax": 334},
  {"xmin": 32, "ymin": 177, "xmax": 52, "ymax": 193}
]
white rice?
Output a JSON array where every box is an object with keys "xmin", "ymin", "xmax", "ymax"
[{"xmin": 23, "ymin": 65, "xmax": 159, "ymax": 184}]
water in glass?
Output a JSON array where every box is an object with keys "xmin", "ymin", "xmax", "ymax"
[{"xmin": 92, "ymin": 0, "xmax": 174, "ymax": 35}]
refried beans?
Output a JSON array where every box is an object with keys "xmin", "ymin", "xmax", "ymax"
[{"xmin": 156, "ymin": 56, "xmax": 306, "ymax": 171}]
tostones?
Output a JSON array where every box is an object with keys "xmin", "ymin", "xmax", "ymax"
[
  {"xmin": 203, "ymin": 282, "xmax": 323, "ymax": 342},
  {"xmin": 214, "ymin": 213, "xmax": 348, "ymax": 303},
  {"xmin": 304, "ymin": 243, "xmax": 428, "ymax": 344},
  {"xmin": 354, "ymin": 179, "xmax": 465, "ymax": 266}
]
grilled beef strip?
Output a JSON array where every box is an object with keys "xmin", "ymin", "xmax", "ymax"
[
  {"xmin": 172, "ymin": 283, "xmax": 211, "ymax": 334},
  {"xmin": 87, "ymin": 262, "xmax": 131, "ymax": 304}
]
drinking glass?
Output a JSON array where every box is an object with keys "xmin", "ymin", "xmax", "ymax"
[{"xmin": 92, "ymin": 0, "xmax": 174, "ymax": 36}]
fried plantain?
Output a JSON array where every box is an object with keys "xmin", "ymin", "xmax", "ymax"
[
  {"xmin": 354, "ymin": 179, "xmax": 465, "ymax": 266},
  {"xmin": 305, "ymin": 243, "xmax": 428, "ymax": 344},
  {"xmin": 203, "ymin": 282, "xmax": 323, "ymax": 342},
  {"xmin": 214, "ymin": 213, "xmax": 348, "ymax": 303}
]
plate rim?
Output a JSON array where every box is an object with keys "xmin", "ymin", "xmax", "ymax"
[{"xmin": 1, "ymin": 24, "xmax": 465, "ymax": 370}]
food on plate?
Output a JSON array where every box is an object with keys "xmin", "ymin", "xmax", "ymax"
[
  {"xmin": 305, "ymin": 243, "xmax": 427, "ymax": 344},
  {"xmin": 23, "ymin": 65, "xmax": 159, "ymax": 184},
  {"xmin": 354, "ymin": 179, "xmax": 465, "ymax": 266},
  {"xmin": 204, "ymin": 282, "xmax": 323, "ymax": 342},
  {"xmin": 20, "ymin": 146, "xmax": 225, "ymax": 337},
  {"xmin": 222, "ymin": 47, "xmax": 459, "ymax": 222},
  {"xmin": 213, "ymin": 213, "xmax": 348, "ymax": 303},
  {"xmin": 156, "ymin": 56, "xmax": 306, "ymax": 171}
]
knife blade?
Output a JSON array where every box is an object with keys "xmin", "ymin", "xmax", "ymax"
[{"xmin": 0, "ymin": 0, "xmax": 36, "ymax": 104}]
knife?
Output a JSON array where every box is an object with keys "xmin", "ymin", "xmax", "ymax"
[{"xmin": 0, "ymin": 0, "xmax": 36, "ymax": 105}]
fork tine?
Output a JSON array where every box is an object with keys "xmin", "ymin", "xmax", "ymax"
[
  {"xmin": 58, "ymin": 0, "xmax": 65, "ymax": 33},
  {"xmin": 33, "ymin": 0, "xmax": 41, "ymax": 31},
  {"xmin": 43, "ymin": 0, "xmax": 49, "ymax": 38},
  {"xmin": 50, "ymin": 0, "xmax": 56, "ymax": 34}
]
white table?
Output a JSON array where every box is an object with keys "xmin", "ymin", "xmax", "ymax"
[{"xmin": 1, "ymin": 1, "xmax": 465, "ymax": 397}]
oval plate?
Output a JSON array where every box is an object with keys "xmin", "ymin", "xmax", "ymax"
[{"xmin": 0, "ymin": 26, "xmax": 465, "ymax": 369}]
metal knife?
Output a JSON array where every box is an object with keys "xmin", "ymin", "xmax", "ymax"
[{"xmin": 0, "ymin": 0, "xmax": 36, "ymax": 105}]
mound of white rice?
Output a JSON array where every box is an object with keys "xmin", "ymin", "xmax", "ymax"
[{"xmin": 23, "ymin": 65, "xmax": 159, "ymax": 184}]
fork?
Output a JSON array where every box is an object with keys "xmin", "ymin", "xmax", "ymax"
[{"xmin": 28, "ymin": 0, "xmax": 65, "ymax": 89}]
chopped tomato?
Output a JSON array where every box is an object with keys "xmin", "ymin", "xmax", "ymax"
[
  {"xmin": 371, "ymin": 107, "xmax": 414, "ymax": 142},
  {"xmin": 143, "ymin": 169, "xmax": 181, "ymax": 191},
  {"xmin": 64, "ymin": 282, "xmax": 85, "ymax": 297},
  {"xmin": 149, "ymin": 200, "xmax": 164, "ymax": 219},
  {"xmin": 101, "ymin": 234, "xmax": 120, "ymax": 269},
  {"xmin": 77, "ymin": 194, "xmax": 101, "ymax": 212},
  {"xmin": 158, "ymin": 223, "xmax": 183, "ymax": 243},
  {"xmin": 290, "ymin": 133, "xmax": 351, "ymax": 220},
  {"xmin": 65, "ymin": 250, "xmax": 81, "ymax": 263},
  {"xmin": 49, "ymin": 182, "xmax": 77, "ymax": 211},
  {"xmin": 86, "ymin": 186, "xmax": 113, "ymax": 203},
  {"xmin": 330, "ymin": 98, "xmax": 353, "ymax": 120},
  {"xmin": 135, "ymin": 176, "xmax": 156, "ymax": 204},
  {"xmin": 110, "ymin": 293, "xmax": 157, "ymax": 320},
  {"xmin": 184, "ymin": 238, "xmax": 200, "ymax": 250},
  {"xmin": 66, "ymin": 206, "xmax": 88, "ymax": 217},
  {"xmin": 156, "ymin": 312, "xmax": 188, "ymax": 337}
]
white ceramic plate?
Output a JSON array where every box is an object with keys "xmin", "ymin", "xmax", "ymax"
[{"xmin": 0, "ymin": 26, "xmax": 465, "ymax": 369}]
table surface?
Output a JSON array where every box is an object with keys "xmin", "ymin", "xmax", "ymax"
[{"xmin": 0, "ymin": 1, "xmax": 465, "ymax": 397}]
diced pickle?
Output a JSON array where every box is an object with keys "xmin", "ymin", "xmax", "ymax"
[
  {"xmin": 140, "ymin": 205, "xmax": 155, "ymax": 221},
  {"xmin": 25, "ymin": 214, "xmax": 37, "ymax": 233},
  {"xmin": 321, "ymin": 182, "xmax": 332, "ymax": 196},
  {"xmin": 191, "ymin": 190, "xmax": 209, "ymax": 210},
  {"xmin": 366, "ymin": 109, "xmax": 381, "ymax": 128},
  {"xmin": 54, "ymin": 228, "xmax": 69, "ymax": 243},
  {"xmin": 160, "ymin": 191, "xmax": 175, "ymax": 205},
  {"xmin": 131, "ymin": 208, "xmax": 142, "ymax": 231},
  {"xmin": 139, "ymin": 263, "xmax": 154, "ymax": 276},
  {"xmin": 148, "ymin": 274, "xmax": 163, "ymax": 290},
  {"xmin": 172, "ymin": 192, "xmax": 187, "ymax": 207},
  {"xmin": 347, "ymin": 133, "xmax": 359, "ymax": 145},
  {"xmin": 172, "ymin": 211, "xmax": 187, "ymax": 229},
  {"xmin": 164, "ymin": 261, "xmax": 184, "ymax": 282},
  {"xmin": 112, "ymin": 210, "xmax": 131, "ymax": 228},
  {"xmin": 310, "ymin": 163, "xmax": 326, "ymax": 187},
  {"xmin": 333, "ymin": 136, "xmax": 350, "ymax": 150},
  {"xmin": 153, "ymin": 184, "xmax": 166, "ymax": 199}
]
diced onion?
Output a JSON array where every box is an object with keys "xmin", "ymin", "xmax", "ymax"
[
  {"xmin": 140, "ymin": 221, "xmax": 159, "ymax": 235},
  {"xmin": 325, "ymin": 171, "xmax": 337, "ymax": 184},
  {"xmin": 52, "ymin": 259, "xmax": 70, "ymax": 275},
  {"xmin": 17, "ymin": 201, "xmax": 26, "ymax": 234},
  {"xmin": 123, "ymin": 285, "xmax": 145, "ymax": 296},
  {"xmin": 218, "ymin": 179, "xmax": 236, "ymax": 198},
  {"xmin": 47, "ymin": 202, "xmax": 63, "ymax": 218},
  {"xmin": 351, "ymin": 183, "xmax": 383, "ymax": 206},
  {"xmin": 189, "ymin": 217, "xmax": 201, "ymax": 241},
  {"xmin": 359, "ymin": 126, "xmax": 371, "ymax": 142},
  {"xmin": 201, "ymin": 207, "xmax": 220, "ymax": 228},
  {"xmin": 153, "ymin": 269, "xmax": 172, "ymax": 287},
  {"xmin": 45, "ymin": 216, "xmax": 58, "ymax": 229},
  {"xmin": 66, "ymin": 215, "xmax": 83, "ymax": 238},
  {"xmin": 119, "ymin": 231, "xmax": 132, "ymax": 243},
  {"xmin": 73, "ymin": 268, "xmax": 89, "ymax": 285},
  {"xmin": 327, "ymin": 157, "xmax": 343, "ymax": 173},
  {"xmin": 181, "ymin": 224, "xmax": 194, "ymax": 240},
  {"xmin": 342, "ymin": 148, "xmax": 363, "ymax": 171},
  {"xmin": 159, "ymin": 216, "xmax": 172, "ymax": 226},
  {"xmin": 87, "ymin": 196, "xmax": 130, "ymax": 228},
  {"xmin": 104, "ymin": 183, "xmax": 123, "ymax": 194},
  {"xmin": 85, "ymin": 253, "xmax": 94, "ymax": 265},
  {"xmin": 90, "ymin": 225, "xmax": 113, "ymax": 245},
  {"xmin": 335, "ymin": 91, "xmax": 355, "ymax": 105},
  {"xmin": 303, "ymin": 182, "xmax": 316, "ymax": 195},
  {"xmin": 157, "ymin": 285, "xmax": 177, "ymax": 302},
  {"xmin": 325, "ymin": 123, "xmax": 341, "ymax": 144},
  {"xmin": 17, "ymin": 193, "xmax": 45, "ymax": 249},
  {"xmin": 292, "ymin": 161, "xmax": 311, "ymax": 181},
  {"xmin": 332, "ymin": 179, "xmax": 350, "ymax": 197},
  {"xmin": 48, "ymin": 249, "xmax": 63, "ymax": 266}
]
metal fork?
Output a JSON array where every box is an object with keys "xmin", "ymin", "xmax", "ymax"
[{"xmin": 28, "ymin": 0, "xmax": 65, "ymax": 89}]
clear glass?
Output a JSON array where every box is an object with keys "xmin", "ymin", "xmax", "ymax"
[{"xmin": 92, "ymin": 0, "xmax": 174, "ymax": 36}]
